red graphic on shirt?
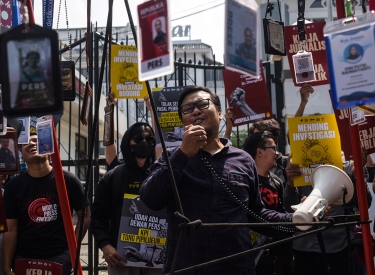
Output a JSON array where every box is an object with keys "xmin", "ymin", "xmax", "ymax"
[
  {"xmin": 259, "ymin": 186, "xmax": 279, "ymax": 209},
  {"xmin": 28, "ymin": 198, "xmax": 58, "ymax": 223}
]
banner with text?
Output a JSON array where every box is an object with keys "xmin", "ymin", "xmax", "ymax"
[
  {"xmin": 285, "ymin": 21, "xmax": 329, "ymax": 87},
  {"xmin": 288, "ymin": 114, "xmax": 342, "ymax": 186},
  {"xmin": 335, "ymin": 109, "xmax": 375, "ymax": 160},
  {"xmin": 15, "ymin": 259, "xmax": 62, "ymax": 275},
  {"xmin": 111, "ymin": 45, "xmax": 147, "ymax": 99},
  {"xmin": 152, "ymin": 87, "xmax": 185, "ymax": 148},
  {"xmin": 137, "ymin": 0, "xmax": 173, "ymax": 81},
  {"xmin": 116, "ymin": 194, "xmax": 167, "ymax": 268},
  {"xmin": 222, "ymin": 64, "xmax": 273, "ymax": 126}
]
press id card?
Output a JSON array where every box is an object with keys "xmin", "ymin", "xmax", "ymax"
[{"xmin": 292, "ymin": 50, "xmax": 316, "ymax": 84}]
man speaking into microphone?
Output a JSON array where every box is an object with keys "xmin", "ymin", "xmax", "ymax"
[{"xmin": 140, "ymin": 85, "xmax": 296, "ymax": 275}]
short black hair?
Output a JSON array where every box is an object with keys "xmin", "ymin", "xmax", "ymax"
[
  {"xmin": 26, "ymin": 51, "xmax": 40, "ymax": 60},
  {"xmin": 249, "ymin": 119, "xmax": 280, "ymax": 138},
  {"xmin": 178, "ymin": 86, "xmax": 221, "ymax": 119},
  {"xmin": 243, "ymin": 131, "xmax": 274, "ymax": 159}
]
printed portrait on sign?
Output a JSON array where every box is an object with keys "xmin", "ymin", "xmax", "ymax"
[
  {"xmin": 0, "ymin": 138, "xmax": 16, "ymax": 170},
  {"xmin": 6, "ymin": 38, "xmax": 54, "ymax": 110},
  {"xmin": 345, "ymin": 44, "xmax": 363, "ymax": 63},
  {"xmin": 153, "ymin": 17, "xmax": 167, "ymax": 45}
]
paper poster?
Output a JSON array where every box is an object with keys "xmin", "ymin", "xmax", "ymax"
[
  {"xmin": 7, "ymin": 39, "xmax": 55, "ymax": 110},
  {"xmin": 116, "ymin": 194, "xmax": 167, "ymax": 268},
  {"xmin": 152, "ymin": 87, "xmax": 185, "ymax": 148},
  {"xmin": 111, "ymin": 45, "xmax": 148, "ymax": 99},
  {"xmin": 15, "ymin": 259, "xmax": 62, "ymax": 275},
  {"xmin": 335, "ymin": 109, "xmax": 375, "ymax": 160},
  {"xmin": 222, "ymin": 64, "xmax": 273, "ymax": 126},
  {"xmin": 288, "ymin": 114, "xmax": 342, "ymax": 187},
  {"xmin": 137, "ymin": 0, "xmax": 173, "ymax": 81},
  {"xmin": 325, "ymin": 24, "xmax": 375, "ymax": 109},
  {"xmin": 285, "ymin": 21, "xmax": 329, "ymax": 86},
  {"xmin": 224, "ymin": 0, "xmax": 260, "ymax": 78}
]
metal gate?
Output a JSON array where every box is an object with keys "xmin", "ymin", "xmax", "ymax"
[{"xmin": 58, "ymin": 28, "xmax": 282, "ymax": 275}]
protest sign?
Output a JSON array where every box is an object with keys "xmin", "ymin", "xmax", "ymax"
[
  {"xmin": 137, "ymin": 0, "xmax": 173, "ymax": 81},
  {"xmin": 111, "ymin": 45, "xmax": 147, "ymax": 99},
  {"xmin": 152, "ymin": 87, "xmax": 185, "ymax": 148},
  {"xmin": 222, "ymin": 65, "xmax": 273, "ymax": 126},
  {"xmin": 116, "ymin": 194, "xmax": 167, "ymax": 268},
  {"xmin": 335, "ymin": 108, "xmax": 375, "ymax": 159},
  {"xmin": 285, "ymin": 21, "xmax": 329, "ymax": 87},
  {"xmin": 324, "ymin": 16, "xmax": 375, "ymax": 109},
  {"xmin": 288, "ymin": 114, "xmax": 342, "ymax": 187},
  {"xmin": 15, "ymin": 259, "xmax": 62, "ymax": 275},
  {"xmin": 224, "ymin": 0, "xmax": 260, "ymax": 78}
]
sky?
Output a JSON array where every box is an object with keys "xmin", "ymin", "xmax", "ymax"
[{"xmin": 33, "ymin": 0, "xmax": 226, "ymax": 61}]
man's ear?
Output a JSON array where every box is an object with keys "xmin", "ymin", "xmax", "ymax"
[{"xmin": 218, "ymin": 110, "xmax": 223, "ymax": 120}]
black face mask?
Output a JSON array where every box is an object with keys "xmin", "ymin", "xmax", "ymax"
[{"xmin": 131, "ymin": 141, "xmax": 155, "ymax": 159}]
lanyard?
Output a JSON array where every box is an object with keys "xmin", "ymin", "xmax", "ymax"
[{"xmin": 297, "ymin": 0, "xmax": 306, "ymax": 43}]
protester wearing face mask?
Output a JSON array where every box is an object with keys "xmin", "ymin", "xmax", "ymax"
[{"xmin": 91, "ymin": 122, "xmax": 159, "ymax": 275}]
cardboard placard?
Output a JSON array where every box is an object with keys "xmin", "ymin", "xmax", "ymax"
[
  {"xmin": 0, "ymin": 127, "xmax": 19, "ymax": 174},
  {"xmin": 0, "ymin": 23, "xmax": 62, "ymax": 118},
  {"xmin": 222, "ymin": 62, "xmax": 273, "ymax": 126},
  {"xmin": 288, "ymin": 114, "xmax": 342, "ymax": 187},
  {"xmin": 285, "ymin": 21, "xmax": 329, "ymax": 87}
]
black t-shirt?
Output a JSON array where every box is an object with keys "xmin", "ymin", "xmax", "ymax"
[
  {"xmin": 4, "ymin": 170, "xmax": 85, "ymax": 258},
  {"xmin": 258, "ymin": 173, "xmax": 285, "ymax": 213}
]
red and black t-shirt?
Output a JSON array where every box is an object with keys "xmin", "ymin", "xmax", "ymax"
[
  {"xmin": 3, "ymin": 170, "xmax": 85, "ymax": 258},
  {"xmin": 258, "ymin": 173, "xmax": 286, "ymax": 213}
]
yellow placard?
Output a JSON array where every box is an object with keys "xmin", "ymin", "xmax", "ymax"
[
  {"xmin": 111, "ymin": 45, "xmax": 148, "ymax": 99},
  {"xmin": 288, "ymin": 114, "xmax": 343, "ymax": 187}
]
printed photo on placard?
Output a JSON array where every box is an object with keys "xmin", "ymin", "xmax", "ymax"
[
  {"xmin": 222, "ymin": 62, "xmax": 273, "ymax": 126},
  {"xmin": 7, "ymin": 39, "xmax": 54, "ymax": 109},
  {"xmin": 0, "ymin": 23, "xmax": 62, "ymax": 118},
  {"xmin": 325, "ymin": 24, "xmax": 375, "ymax": 109},
  {"xmin": 0, "ymin": 128, "xmax": 19, "ymax": 173},
  {"xmin": 18, "ymin": 117, "xmax": 30, "ymax": 144},
  {"xmin": 224, "ymin": 0, "xmax": 260, "ymax": 77},
  {"xmin": 116, "ymin": 194, "xmax": 167, "ymax": 268},
  {"xmin": 137, "ymin": 0, "xmax": 173, "ymax": 81},
  {"xmin": 152, "ymin": 87, "xmax": 185, "ymax": 149},
  {"xmin": 37, "ymin": 121, "xmax": 54, "ymax": 155},
  {"xmin": 111, "ymin": 45, "xmax": 147, "ymax": 99},
  {"xmin": 60, "ymin": 60, "xmax": 76, "ymax": 101}
]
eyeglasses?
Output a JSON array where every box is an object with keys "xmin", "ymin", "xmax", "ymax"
[
  {"xmin": 181, "ymin": 98, "xmax": 211, "ymax": 115},
  {"xmin": 133, "ymin": 135, "xmax": 156, "ymax": 145},
  {"xmin": 261, "ymin": 146, "xmax": 277, "ymax": 153}
]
